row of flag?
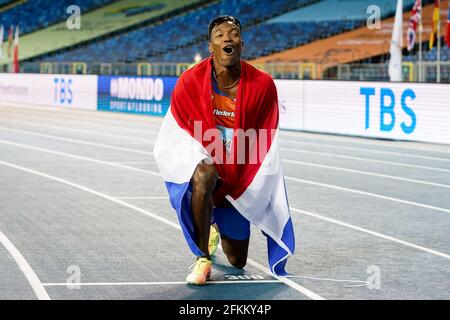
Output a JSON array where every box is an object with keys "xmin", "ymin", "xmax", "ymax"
[
  {"xmin": 0, "ymin": 24, "xmax": 19, "ymax": 72},
  {"xmin": 407, "ymin": 0, "xmax": 450, "ymax": 52}
]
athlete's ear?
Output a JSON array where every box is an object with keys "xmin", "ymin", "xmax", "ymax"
[{"xmin": 209, "ymin": 40, "xmax": 214, "ymax": 54}]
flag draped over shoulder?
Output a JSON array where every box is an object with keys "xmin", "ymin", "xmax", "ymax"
[
  {"xmin": 407, "ymin": 0, "xmax": 422, "ymax": 51},
  {"xmin": 153, "ymin": 56, "xmax": 295, "ymax": 276},
  {"xmin": 429, "ymin": 0, "xmax": 440, "ymax": 49}
]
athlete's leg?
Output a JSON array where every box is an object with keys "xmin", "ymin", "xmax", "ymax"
[
  {"xmin": 191, "ymin": 161, "xmax": 218, "ymax": 260},
  {"xmin": 214, "ymin": 200, "xmax": 250, "ymax": 269}
]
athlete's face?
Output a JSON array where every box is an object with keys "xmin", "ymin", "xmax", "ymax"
[{"xmin": 208, "ymin": 21, "xmax": 243, "ymax": 67}]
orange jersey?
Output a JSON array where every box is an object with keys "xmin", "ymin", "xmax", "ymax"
[
  {"xmin": 213, "ymin": 90, "xmax": 236, "ymax": 128},
  {"xmin": 212, "ymin": 91, "xmax": 236, "ymax": 128},
  {"xmin": 212, "ymin": 76, "xmax": 236, "ymax": 152}
]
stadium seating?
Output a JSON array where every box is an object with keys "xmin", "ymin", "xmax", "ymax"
[
  {"xmin": 0, "ymin": 0, "xmax": 116, "ymax": 37},
  {"xmin": 1, "ymin": 0, "xmax": 204, "ymax": 66},
  {"xmin": 40, "ymin": 0, "xmax": 316, "ymax": 63},
  {"xmin": 403, "ymin": 45, "xmax": 450, "ymax": 62},
  {"xmin": 141, "ymin": 0, "xmax": 425, "ymax": 62},
  {"xmin": 150, "ymin": 19, "xmax": 366, "ymax": 62},
  {"xmin": 10, "ymin": 0, "xmax": 445, "ymax": 81},
  {"xmin": 267, "ymin": 0, "xmax": 418, "ymax": 23}
]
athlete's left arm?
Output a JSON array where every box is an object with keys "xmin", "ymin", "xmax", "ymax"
[{"xmin": 255, "ymin": 77, "xmax": 279, "ymax": 131}]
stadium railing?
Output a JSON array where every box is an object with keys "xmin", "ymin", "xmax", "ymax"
[{"xmin": 5, "ymin": 60, "xmax": 449, "ymax": 83}]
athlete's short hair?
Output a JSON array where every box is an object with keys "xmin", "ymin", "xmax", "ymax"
[{"xmin": 208, "ymin": 15, "xmax": 242, "ymax": 40}]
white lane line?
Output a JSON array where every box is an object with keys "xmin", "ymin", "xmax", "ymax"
[
  {"xmin": 0, "ymin": 155, "xmax": 450, "ymax": 300},
  {"xmin": 284, "ymin": 176, "xmax": 450, "ymax": 214},
  {"xmin": 281, "ymin": 148, "xmax": 450, "ymax": 173},
  {"xmin": 282, "ymin": 159, "xmax": 450, "ymax": 189},
  {"xmin": 1, "ymin": 119, "xmax": 155, "ymax": 143},
  {"xmin": 245, "ymin": 258, "xmax": 324, "ymax": 300},
  {"xmin": 0, "ymin": 160, "xmax": 180, "ymax": 230},
  {"xmin": 281, "ymin": 140, "xmax": 450, "ymax": 163},
  {"xmin": 0, "ymin": 160, "xmax": 323, "ymax": 300},
  {"xmin": 0, "ymin": 104, "xmax": 164, "ymax": 126},
  {"xmin": 2, "ymin": 138, "xmax": 449, "ymax": 215},
  {"xmin": 5, "ymin": 105, "xmax": 448, "ymax": 158},
  {"xmin": 0, "ymin": 112, "xmax": 159, "ymax": 135},
  {"xmin": 0, "ymin": 139, "xmax": 161, "ymax": 178},
  {"xmin": 115, "ymin": 161, "xmax": 155, "ymax": 165},
  {"xmin": 7, "ymin": 149, "xmax": 450, "ymax": 276},
  {"xmin": 288, "ymin": 275, "xmax": 368, "ymax": 285},
  {"xmin": 114, "ymin": 196, "xmax": 169, "ymax": 200},
  {"xmin": 280, "ymin": 131, "xmax": 450, "ymax": 155},
  {"xmin": 6, "ymin": 106, "xmax": 448, "ymax": 161},
  {"xmin": 0, "ymin": 126, "xmax": 153, "ymax": 155},
  {"xmin": 2, "ymin": 126, "xmax": 448, "ymax": 189},
  {"xmin": 16, "ymin": 109, "xmax": 440, "ymax": 161},
  {"xmin": 291, "ymin": 207, "xmax": 450, "ymax": 260},
  {"xmin": 6, "ymin": 105, "xmax": 426, "ymax": 159},
  {"xmin": 43, "ymin": 280, "xmax": 281, "ymax": 286},
  {"xmin": 0, "ymin": 229, "xmax": 51, "ymax": 300},
  {"xmin": 3, "ymin": 120, "xmax": 447, "ymax": 174}
]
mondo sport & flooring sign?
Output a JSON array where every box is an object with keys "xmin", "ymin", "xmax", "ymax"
[{"xmin": 97, "ymin": 76, "xmax": 177, "ymax": 116}]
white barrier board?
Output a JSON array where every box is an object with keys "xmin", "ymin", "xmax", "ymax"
[
  {"xmin": 275, "ymin": 79, "xmax": 450, "ymax": 145},
  {"xmin": 0, "ymin": 73, "xmax": 98, "ymax": 110}
]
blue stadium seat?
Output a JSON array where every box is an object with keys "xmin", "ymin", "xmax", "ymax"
[
  {"xmin": 0, "ymin": 0, "xmax": 115, "ymax": 38},
  {"xmin": 266, "ymin": 0, "xmax": 419, "ymax": 23},
  {"xmin": 35, "ymin": 0, "xmax": 440, "ymax": 65},
  {"xmin": 41, "ymin": 0, "xmax": 316, "ymax": 63}
]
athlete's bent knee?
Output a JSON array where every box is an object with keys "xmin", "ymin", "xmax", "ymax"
[
  {"xmin": 192, "ymin": 163, "xmax": 218, "ymax": 195},
  {"xmin": 227, "ymin": 255, "xmax": 247, "ymax": 269}
]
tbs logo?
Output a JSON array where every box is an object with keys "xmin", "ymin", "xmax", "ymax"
[{"xmin": 360, "ymin": 87, "xmax": 416, "ymax": 134}]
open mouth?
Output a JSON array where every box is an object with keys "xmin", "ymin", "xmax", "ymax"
[{"xmin": 223, "ymin": 46, "xmax": 235, "ymax": 55}]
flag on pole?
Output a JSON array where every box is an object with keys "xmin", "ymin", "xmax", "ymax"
[
  {"xmin": 7, "ymin": 25, "xmax": 13, "ymax": 58},
  {"xmin": 13, "ymin": 25, "xmax": 19, "ymax": 73},
  {"xmin": 445, "ymin": 0, "xmax": 450, "ymax": 47},
  {"xmin": 389, "ymin": 0, "xmax": 403, "ymax": 81},
  {"xmin": 0, "ymin": 25, "xmax": 4, "ymax": 58},
  {"xmin": 429, "ymin": 0, "xmax": 440, "ymax": 49},
  {"xmin": 407, "ymin": 0, "xmax": 422, "ymax": 51}
]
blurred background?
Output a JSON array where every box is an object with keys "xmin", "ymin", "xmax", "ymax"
[{"xmin": 0, "ymin": 0, "xmax": 449, "ymax": 82}]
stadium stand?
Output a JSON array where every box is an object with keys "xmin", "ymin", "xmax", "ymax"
[
  {"xmin": 154, "ymin": 19, "xmax": 365, "ymax": 62},
  {"xmin": 267, "ymin": 0, "xmax": 416, "ymax": 23},
  {"xmin": 152, "ymin": 0, "xmax": 424, "ymax": 62},
  {"xmin": 0, "ymin": 0, "xmax": 204, "ymax": 65},
  {"xmin": 1, "ymin": 0, "xmax": 447, "ymax": 82},
  {"xmin": 6, "ymin": 0, "xmax": 435, "ymax": 65},
  {"xmin": 0, "ymin": 0, "xmax": 118, "ymax": 37},
  {"xmin": 0, "ymin": 0, "xmax": 25, "ymax": 12},
  {"xmin": 404, "ymin": 45, "xmax": 450, "ymax": 62},
  {"xmin": 249, "ymin": 0, "xmax": 447, "ymax": 78},
  {"xmin": 36, "ymin": 0, "xmax": 318, "ymax": 64}
]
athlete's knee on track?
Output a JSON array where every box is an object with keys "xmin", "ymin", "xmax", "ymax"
[{"xmin": 227, "ymin": 254, "xmax": 247, "ymax": 269}]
